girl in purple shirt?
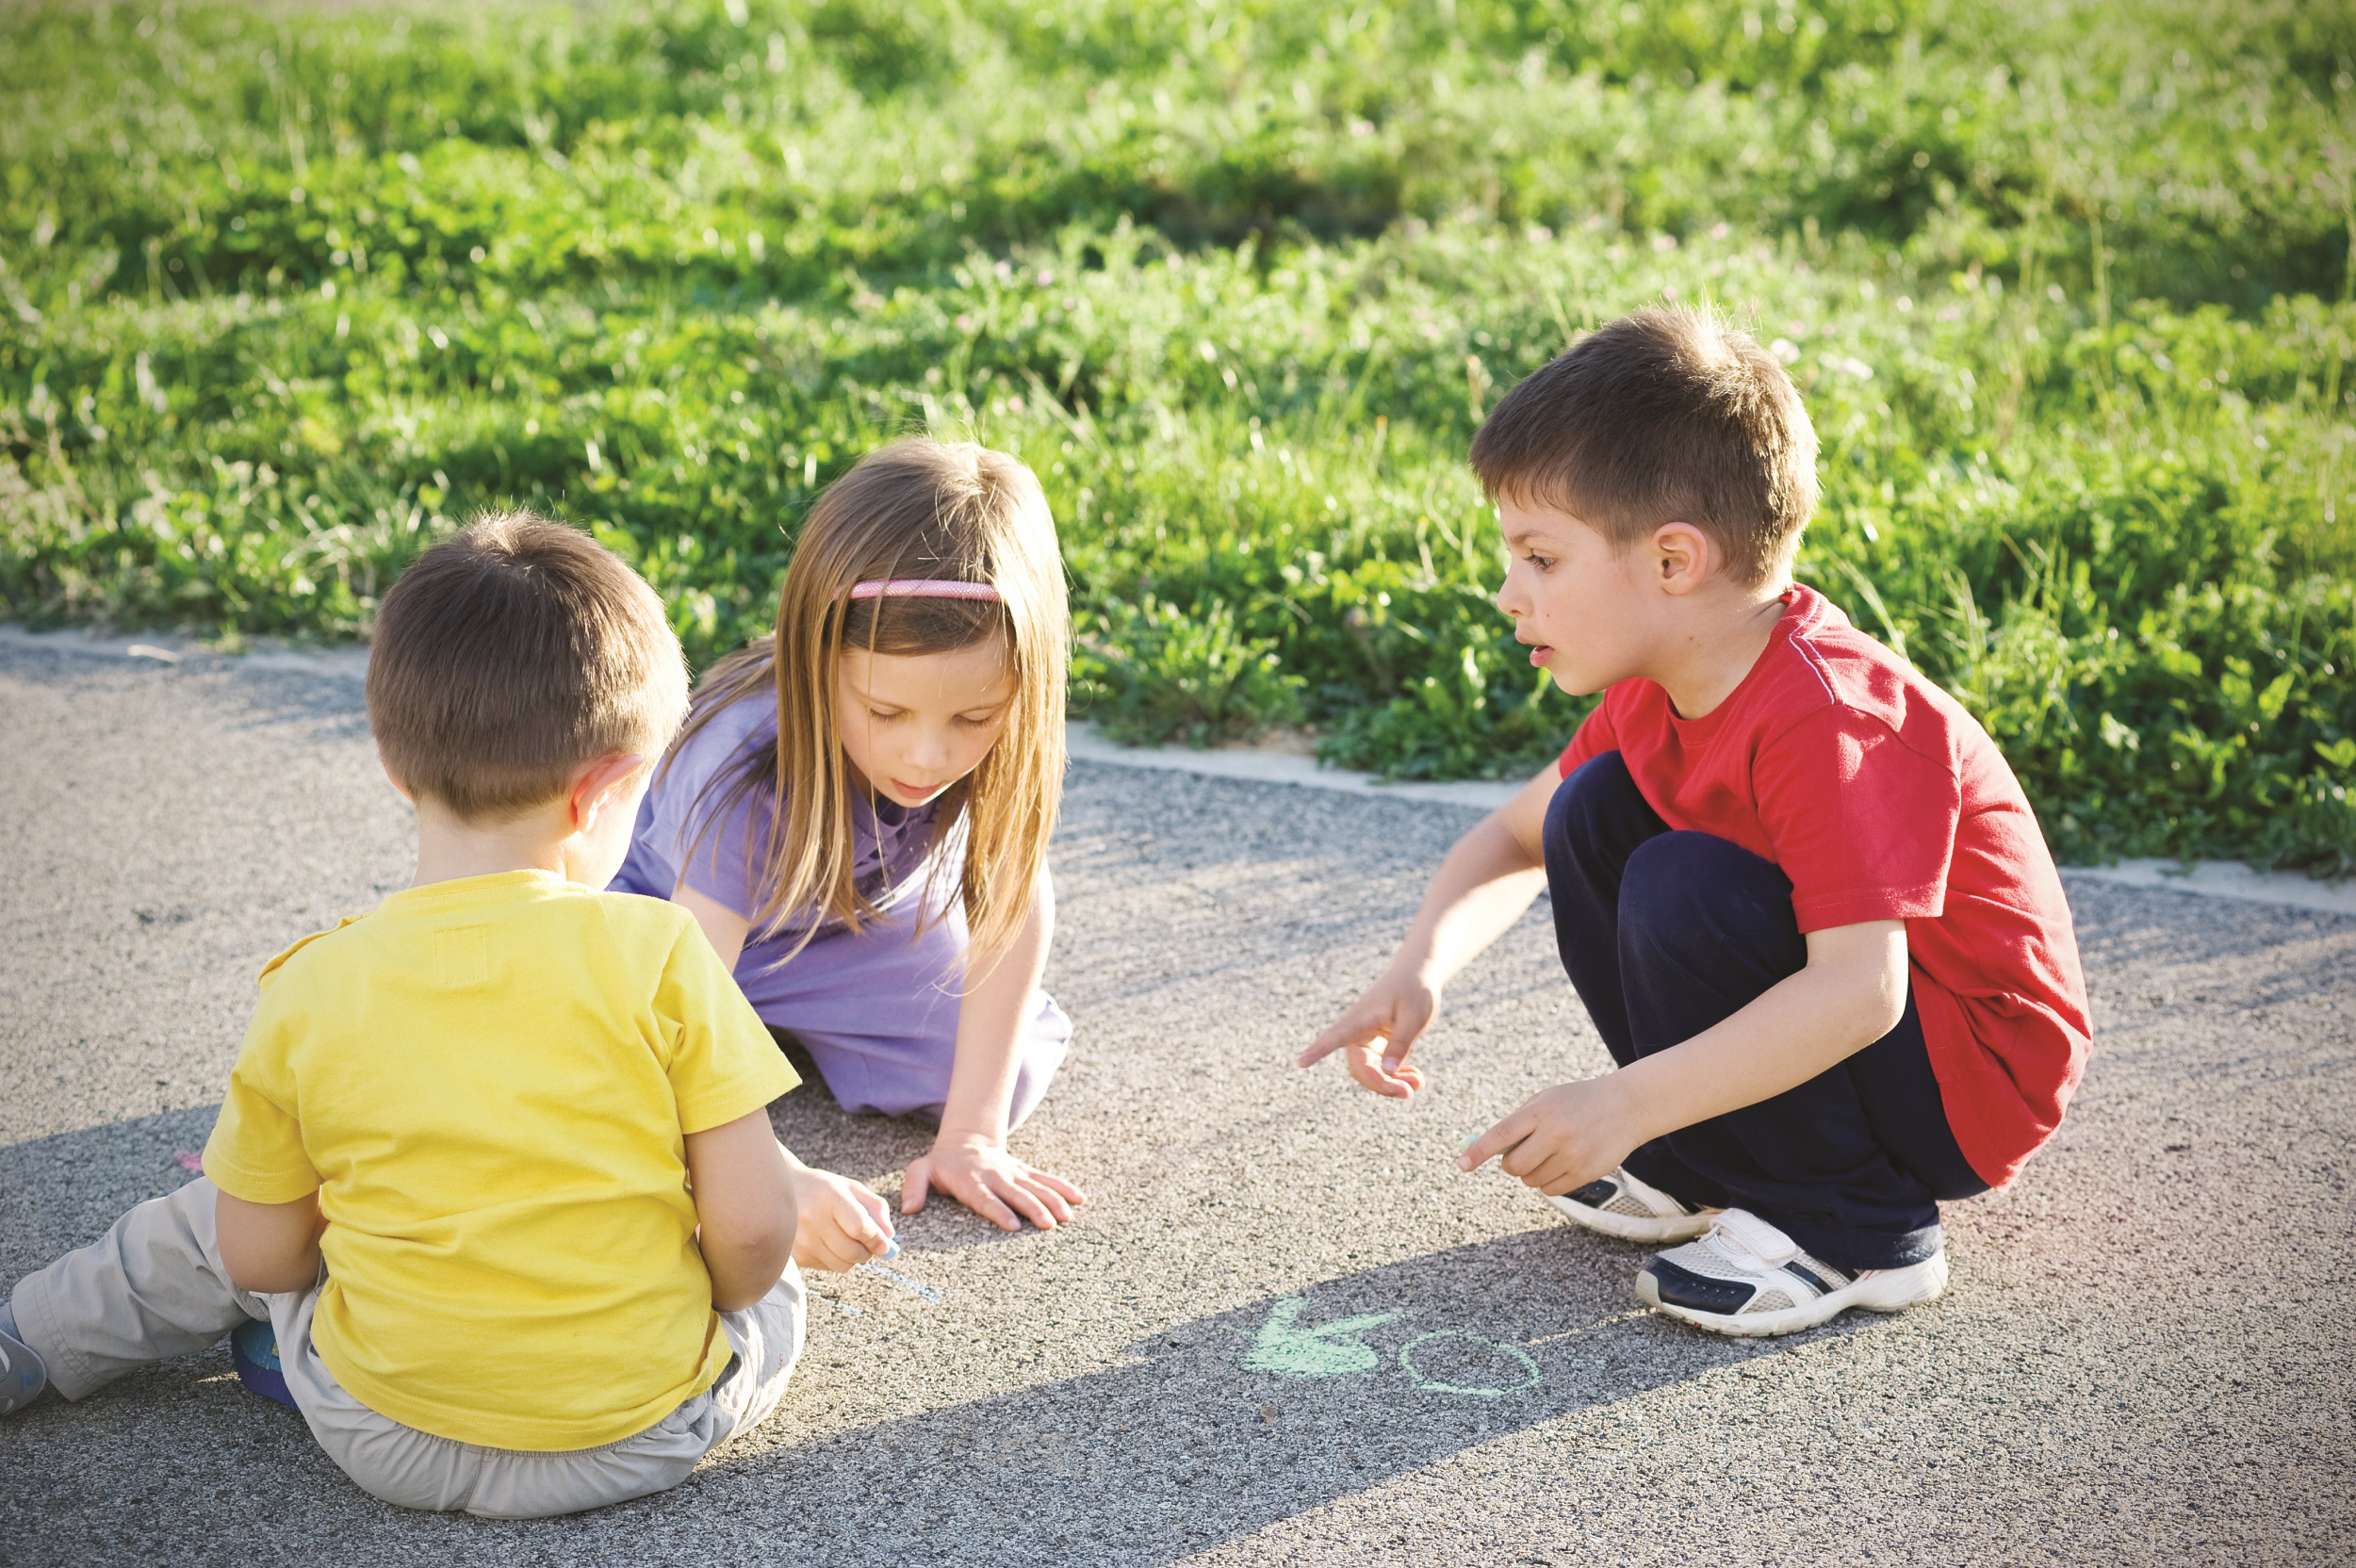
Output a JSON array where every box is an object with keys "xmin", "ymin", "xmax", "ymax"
[{"xmin": 614, "ymin": 439, "xmax": 1080, "ymax": 1234}]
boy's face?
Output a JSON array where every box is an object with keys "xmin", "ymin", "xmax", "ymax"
[
  {"xmin": 1494, "ymin": 496, "xmax": 1663, "ymax": 696},
  {"xmin": 835, "ymin": 639, "xmax": 1017, "ymax": 808}
]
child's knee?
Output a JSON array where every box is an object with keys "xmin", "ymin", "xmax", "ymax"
[
  {"xmin": 1618, "ymin": 831, "xmax": 1798, "ymax": 955},
  {"xmin": 1005, "ymin": 1007, "xmax": 1072, "ymax": 1130},
  {"xmin": 1544, "ymin": 750, "xmax": 1644, "ymax": 852}
]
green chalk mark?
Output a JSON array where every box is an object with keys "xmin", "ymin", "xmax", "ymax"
[
  {"xmin": 1244, "ymin": 1298, "xmax": 1408, "ymax": 1377},
  {"xmin": 1398, "ymin": 1330, "xmax": 1543, "ymax": 1397}
]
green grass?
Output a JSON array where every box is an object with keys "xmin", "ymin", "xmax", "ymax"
[{"xmin": 2, "ymin": 0, "xmax": 2353, "ymax": 873}]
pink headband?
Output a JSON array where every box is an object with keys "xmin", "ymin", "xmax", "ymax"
[{"xmin": 846, "ymin": 579, "xmax": 1002, "ymax": 601}]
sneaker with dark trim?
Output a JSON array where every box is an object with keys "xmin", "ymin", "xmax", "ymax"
[
  {"xmin": 1546, "ymin": 1165, "xmax": 1720, "ymax": 1242},
  {"xmin": 1635, "ymin": 1207, "xmax": 1948, "ymax": 1337},
  {"xmin": 0, "ymin": 1305, "xmax": 47, "ymax": 1415}
]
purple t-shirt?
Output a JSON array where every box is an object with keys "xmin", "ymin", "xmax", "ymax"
[
  {"xmin": 611, "ymin": 692, "xmax": 953, "ymax": 958},
  {"xmin": 609, "ymin": 688, "xmax": 1071, "ymax": 1124}
]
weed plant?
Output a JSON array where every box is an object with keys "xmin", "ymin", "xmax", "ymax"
[{"xmin": 2, "ymin": 0, "xmax": 2352, "ymax": 872}]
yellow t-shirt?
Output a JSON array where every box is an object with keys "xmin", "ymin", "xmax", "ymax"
[{"xmin": 202, "ymin": 870, "xmax": 799, "ymax": 1451}]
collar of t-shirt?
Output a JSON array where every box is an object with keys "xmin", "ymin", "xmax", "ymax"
[{"xmin": 1660, "ymin": 586, "xmax": 1809, "ymax": 742}]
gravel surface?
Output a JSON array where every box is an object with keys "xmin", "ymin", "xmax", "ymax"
[{"xmin": 4, "ymin": 637, "xmax": 2351, "ymax": 1567}]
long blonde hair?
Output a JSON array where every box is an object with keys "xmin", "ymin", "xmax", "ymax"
[{"xmin": 671, "ymin": 438, "xmax": 1069, "ymax": 967}]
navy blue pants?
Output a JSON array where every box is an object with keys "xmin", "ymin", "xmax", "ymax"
[{"xmin": 1544, "ymin": 752, "xmax": 1988, "ymax": 1269}]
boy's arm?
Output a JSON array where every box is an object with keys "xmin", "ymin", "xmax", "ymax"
[
  {"xmin": 683, "ymin": 1107, "xmax": 799, "ymax": 1312},
  {"xmin": 904, "ymin": 866, "xmax": 1088, "ymax": 1231},
  {"xmin": 669, "ymin": 883, "xmax": 902, "ymax": 1271},
  {"xmin": 215, "ymin": 1188, "xmax": 324, "ymax": 1295},
  {"xmin": 1461, "ymin": 919, "xmax": 1909, "ymax": 1192},
  {"xmin": 1297, "ymin": 761, "xmax": 1559, "ymax": 1098}
]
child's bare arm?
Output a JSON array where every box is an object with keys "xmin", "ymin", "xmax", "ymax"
[
  {"xmin": 904, "ymin": 867, "xmax": 1088, "ymax": 1232},
  {"xmin": 1461, "ymin": 919, "xmax": 1909, "ymax": 1193},
  {"xmin": 683, "ymin": 1108, "xmax": 798, "ymax": 1311},
  {"xmin": 214, "ymin": 1187, "xmax": 324, "ymax": 1295},
  {"xmin": 672, "ymin": 882, "xmax": 909, "ymax": 1267},
  {"xmin": 675, "ymin": 884, "xmax": 750, "ymax": 969},
  {"xmin": 1298, "ymin": 761, "xmax": 1558, "ymax": 1097}
]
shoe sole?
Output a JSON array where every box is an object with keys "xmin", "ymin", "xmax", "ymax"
[
  {"xmin": 1544, "ymin": 1192, "xmax": 1718, "ymax": 1243},
  {"xmin": 1635, "ymin": 1250, "xmax": 1949, "ymax": 1338}
]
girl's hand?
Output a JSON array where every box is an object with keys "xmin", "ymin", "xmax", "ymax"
[
  {"xmin": 782, "ymin": 1163, "xmax": 896, "ymax": 1273},
  {"xmin": 904, "ymin": 1132, "xmax": 1086, "ymax": 1232},
  {"xmin": 1297, "ymin": 968, "xmax": 1436, "ymax": 1100},
  {"xmin": 1456, "ymin": 1076, "xmax": 1644, "ymax": 1196}
]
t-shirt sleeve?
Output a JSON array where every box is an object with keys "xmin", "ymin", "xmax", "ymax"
[
  {"xmin": 655, "ymin": 922, "xmax": 801, "ymax": 1135},
  {"xmin": 640, "ymin": 719, "xmax": 774, "ymax": 921},
  {"xmin": 1753, "ymin": 706, "xmax": 1960, "ymax": 931},
  {"xmin": 1557, "ymin": 692, "xmax": 1622, "ymax": 777},
  {"xmin": 203, "ymin": 1015, "xmax": 323, "ymax": 1204}
]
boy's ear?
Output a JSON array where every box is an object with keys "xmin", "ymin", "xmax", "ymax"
[
  {"xmin": 378, "ymin": 751, "xmax": 417, "ymax": 804},
  {"xmin": 1650, "ymin": 521, "xmax": 1715, "ymax": 596},
  {"xmin": 567, "ymin": 751, "xmax": 650, "ymax": 830}
]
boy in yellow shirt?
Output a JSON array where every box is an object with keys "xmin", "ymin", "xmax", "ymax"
[{"xmin": 0, "ymin": 515, "xmax": 895, "ymax": 1515}]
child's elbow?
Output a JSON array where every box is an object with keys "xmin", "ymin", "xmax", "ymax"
[
  {"xmin": 218, "ymin": 1234, "xmax": 320, "ymax": 1296},
  {"xmin": 701, "ymin": 1204, "xmax": 798, "ymax": 1310},
  {"xmin": 706, "ymin": 1232, "xmax": 795, "ymax": 1312},
  {"xmin": 1859, "ymin": 963, "xmax": 1909, "ymax": 1042}
]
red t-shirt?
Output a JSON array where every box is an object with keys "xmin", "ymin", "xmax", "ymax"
[{"xmin": 1557, "ymin": 584, "xmax": 2090, "ymax": 1187}]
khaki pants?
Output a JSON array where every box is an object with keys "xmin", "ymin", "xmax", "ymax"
[{"xmin": 9, "ymin": 1178, "xmax": 804, "ymax": 1518}]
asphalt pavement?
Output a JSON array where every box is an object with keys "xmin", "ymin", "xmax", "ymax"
[{"xmin": 3, "ymin": 633, "xmax": 2351, "ymax": 1567}]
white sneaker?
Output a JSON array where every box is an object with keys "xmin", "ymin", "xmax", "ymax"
[
  {"xmin": 1546, "ymin": 1165, "xmax": 1720, "ymax": 1242},
  {"xmin": 1634, "ymin": 1207, "xmax": 1948, "ymax": 1338}
]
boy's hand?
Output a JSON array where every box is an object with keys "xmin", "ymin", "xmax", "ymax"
[
  {"xmin": 1298, "ymin": 970, "xmax": 1435, "ymax": 1099},
  {"xmin": 782, "ymin": 1164, "xmax": 895, "ymax": 1273},
  {"xmin": 905, "ymin": 1132, "xmax": 1085, "ymax": 1232},
  {"xmin": 1457, "ymin": 1076, "xmax": 1642, "ymax": 1196}
]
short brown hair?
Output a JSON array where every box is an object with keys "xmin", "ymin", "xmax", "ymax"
[
  {"xmin": 368, "ymin": 512, "xmax": 688, "ymax": 821},
  {"xmin": 1469, "ymin": 305, "xmax": 1819, "ymax": 588}
]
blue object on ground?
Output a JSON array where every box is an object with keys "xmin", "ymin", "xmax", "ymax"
[{"xmin": 230, "ymin": 1318, "xmax": 298, "ymax": 1411}]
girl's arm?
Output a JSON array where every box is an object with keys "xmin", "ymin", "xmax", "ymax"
[
  {"xmin": 1296, "ymin": 760, "xmax": 1558, "ymax": 1098},
  {"xmin": 676, "ymin": 884, "xmax": 750, "ymax": 970},
  {"xmin": 902, "ymin": 866, "xmax": 1088, "ymax": 1231}
]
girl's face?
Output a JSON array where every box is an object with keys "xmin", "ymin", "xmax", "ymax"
[{"xmin": 834, "ymin": 638, "xmax": 1017, "ymax": 808}]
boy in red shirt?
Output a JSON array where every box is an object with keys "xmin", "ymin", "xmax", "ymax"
[{"xmin": 1301, "ymin": 306, "xmax": 2090, "ymax": 1336}]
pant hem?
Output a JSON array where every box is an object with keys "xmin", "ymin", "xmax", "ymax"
[
  {"xmin": 1764, "ymin": 1217, "xmax": 1944, "ymax": 1272},
  {"xmin": 12, "ymin": 1274, "xmax": 103, "ymax": 1401}
]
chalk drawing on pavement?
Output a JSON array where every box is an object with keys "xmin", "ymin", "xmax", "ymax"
[
  {"xmin": 855, "ymin": 1260, "xmax": 945, "ymax": 1304},
  {"xmin": 1397, "ymin": 1329, "xmax": 1543, "ymax": 1397},
  {"xmin": 1242, "ymin": 1298, "xmax": 1542, "ymax": 1396},
  {"xmin": 1244, "ymin": 1298, "xmax": 1408, "ymax": 1376}
]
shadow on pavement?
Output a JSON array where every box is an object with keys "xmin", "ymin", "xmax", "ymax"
[
  {"xmin": 6, "ymin": 1107, "xmax": 1896, "ymax": 1566},
  {"xmin": 0, "ymin": 1107, "xmax": 223, "ymax": 1281},
  {"xmin": 692, "ymin": 1230, "xmax": 1884, "ymax": 1565}
]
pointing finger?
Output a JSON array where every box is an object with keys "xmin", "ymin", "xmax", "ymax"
[{"xmin": 1299, "ymin": 1015, "xmax": 1375, "ymax": 1069}]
